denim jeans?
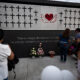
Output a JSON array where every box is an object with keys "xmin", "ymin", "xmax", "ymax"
[
  {"xmin": 4, "ymin": 77, "xmax": 8, "ymax": 80},
  {"xmin": 59, "ymin": 43, "xmax": 68, "ymax": 62}
]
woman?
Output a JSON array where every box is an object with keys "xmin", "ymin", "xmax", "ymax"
[
  {"xmin": 58, "ymin": 28, "xmax": 70, "ymax": 62},
  {"xmin": 0, "ymin": 29, "xmax": 14, "ymax": 80}
]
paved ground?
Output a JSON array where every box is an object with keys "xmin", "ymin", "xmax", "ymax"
[{"xmin": 8, "ymin": 55, "xmax": 78, "ymax": 80}]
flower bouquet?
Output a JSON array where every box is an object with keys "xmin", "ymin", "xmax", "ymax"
[{"xmin": 31, "ymin": 47, "xmax": 37, "ymax": 58}]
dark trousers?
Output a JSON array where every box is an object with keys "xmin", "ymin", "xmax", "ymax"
[
  {"xmin": 59, "ymin": 43, "xmax": 68, "ymax": 62},
  {"xmin": 60, "ymin": 47, "xmax": 67, "ymax": 61}
]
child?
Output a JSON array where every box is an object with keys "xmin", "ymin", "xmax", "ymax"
[
  {"xmin": 37, "ymin": 43, "xmax": 44, "ymax": 56},
  {"xmin": 69, "ymin": 41, "xmax": 77, "ymax": 57}
]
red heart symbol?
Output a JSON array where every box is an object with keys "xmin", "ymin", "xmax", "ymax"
[{"xmin": 45, "ymin": 14, "xmax": 53, "ymax": 21}]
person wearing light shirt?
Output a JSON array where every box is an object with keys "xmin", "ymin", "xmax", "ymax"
[{"xmin": 0, "ymin": 29, "xmax": 14, "ymax": 80}]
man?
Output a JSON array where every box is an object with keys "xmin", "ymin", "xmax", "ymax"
[{"xmin": 0, "ymin": 29, "xmax": 14, "ymax": 80}]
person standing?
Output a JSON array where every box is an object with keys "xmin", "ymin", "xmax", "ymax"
[
  {"xmin": 68, "ymin": 28, "xmax": 80, "ymax": 57},
  {"xmin": 77, "ymin": 49, "xmax": 80, "ymax": 80},
  {"xmin": 0, "ymin": 29, "xmax": 14, "ymax": 80},
  {"xmin": 58, "ymin": 28, "xmax": 70, "ymax": 62},
  {"xmin": 74, "ymin": 35, "xmax": 80, "ymax": 80}
]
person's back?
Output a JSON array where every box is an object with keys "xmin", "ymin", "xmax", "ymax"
[
  {"xmin": 58, "ymin": 28, "xmax": 70, "ymax": 62},
  {"xmin": 0, "ymin": 44, "xmax": 11, "ymax": 80},
  {"xmin": 59, "ymin": 34, "xmax": 69, "ymax": 44},
  {"xmin": 0, "ymin": 29, "xmax": 14, "ymax": 80}
]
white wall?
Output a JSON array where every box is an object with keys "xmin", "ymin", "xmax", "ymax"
[{"xmin": 0, "ymin": 2, "xmax": 80, "ymax": 30}]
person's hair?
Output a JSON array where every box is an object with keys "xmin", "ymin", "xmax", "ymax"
[
  {"xmin": 75, "ymin": 28, "xmax": 80, "ymax": 32},
  {"xmin": 0, "ymin": 29, "xmax": 4, "ymax": 40},
  {"xmin": 62, "ymin": 28, "xmax": 70, "ymax": 38}
]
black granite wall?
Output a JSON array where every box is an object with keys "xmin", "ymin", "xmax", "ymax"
[{"xmin": 3, "ymin": 30, "xmax": 74, "ymax": 58}]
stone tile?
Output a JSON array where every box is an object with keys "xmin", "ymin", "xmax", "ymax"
[
  {"xmin": 9, "ymin": 56, "xmax": 77, "ymax": 80},
  {"xmin": 9, "ymin": 59, "xmax": 28, "ymax": 80}
]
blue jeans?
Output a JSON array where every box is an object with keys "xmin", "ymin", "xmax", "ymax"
[
  {"xmin": 59, "ymin": 43, "xmax": 68, "ymax": 62},
  {"xmin": 4, "ymin": 77, "xmax": 8, "ymax": 80}
]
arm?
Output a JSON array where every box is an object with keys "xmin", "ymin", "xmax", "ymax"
[
  {"xmin": 8, "ymin": 45, "xmax": 14, "ymax": 60},
  {"xmin": 57, "ymin": 36, "xmax": 60, "ymax": 40}
]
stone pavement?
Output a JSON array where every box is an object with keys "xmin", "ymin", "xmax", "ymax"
[{"xmin": 8, "ymin": 56, "xmax": 77, "ymax": 80}]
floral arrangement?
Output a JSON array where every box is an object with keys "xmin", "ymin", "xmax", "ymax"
[
  {"xmin": 31, "ymin": 47, "xmax": 37, "ymax": 57},
  {"xmin": 48, "ymin": 51, "xmax": 55, "ymax": 57}
]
